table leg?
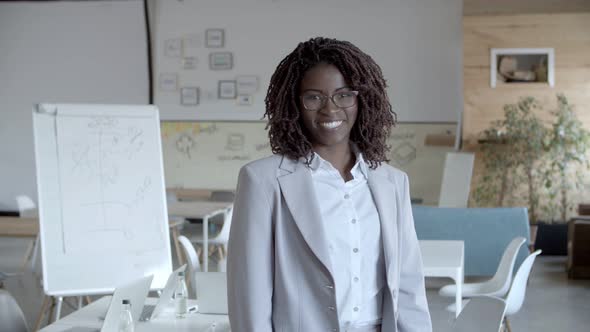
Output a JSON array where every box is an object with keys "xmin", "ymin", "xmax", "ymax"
[
  {"xmin": 454, "ymin": 269, "xmax": 463, "ymax": 318},
  {"xmin": 203, "ymin": 216, "xmax": 209, "ymax": 272}
]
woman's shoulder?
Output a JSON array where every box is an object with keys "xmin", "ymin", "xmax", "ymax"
[
  {"xmin": 240, "ymin": 154, "xmax": 284, "ymax": 173},
  {"xmin": 373, "ymin": 162, "xmax": 409, "ymax": 184}
]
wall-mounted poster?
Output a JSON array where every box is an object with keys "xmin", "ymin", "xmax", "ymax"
[
  {"xmin": 218, "ymin": 80, "xmax": 237, "ymax": 99},
  {"xmin": 237, "ymin": 94, "xmax": 253, "ymax": 105},
  {"xmin": 209, "ymin": 52, "xmax": 233, "ymax": 70},
  {"xmin": 183, "ymin": 57, "xmax": 198, "ymax": 70},
  {"xmin": 205, "ymin": 29, "xmax": 225, "ymax": 48},
  {"xmin": 490, "ymin": 48, "xmax": 555, "ymax": 87},
  {"xmin": 164, "ymin": 38, "xmax": 182, "ymax": 57},
  {"xmin": 236, "ymin": 75, "xmax": 258, "ymax": 95},
  {"xmin": 181, "ymin": 87, "xmax": 199, "ymax": 105},
  {"xmin": 159, "ymin": 73, "xmax": 178, "ymax": 91}
]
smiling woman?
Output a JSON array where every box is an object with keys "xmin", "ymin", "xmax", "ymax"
[{"xmin": 227, "ymin": 37, "xmax": 432, "ymax": 332}]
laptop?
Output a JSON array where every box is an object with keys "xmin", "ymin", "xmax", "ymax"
[
  {"xmin": 139, "ymin": 264, "xmax": 187, "ymax": 321},
  {"xmin": 62, "ymin": 274, "xmax": 153, "ymax": 332},
  {"xmin": 194, "ymin": 272, "xmax": 228, "ymax": 314}
]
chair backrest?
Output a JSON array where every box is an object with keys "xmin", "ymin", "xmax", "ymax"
[
  {"xmin": 452, "ymin": 296, "xmax": 506, "ymax": 332},
  {"xmin": 15, "ymin": 195, "xmax": 36, "ymax": 217},
  {"xmin": 505, "ymin": 250, "xmax": 542, "ymax": 316},
  {"xmin": 214, "ymin": 206, "xmax": 233, "ymax": 244},
  {"xmin": 438, "ymin": 152, "xmax": 475, "ymax": 208},
  {"xmin": 488, "ymin": 237, "xmax": 527, "ymax": 296},
  {"xmin": 178, "ymin": 235, "xmax": 201, "ymax": 297},
  {"xmin": 0, "ymin": 290, "xmax": 29, "ymax": 332}
]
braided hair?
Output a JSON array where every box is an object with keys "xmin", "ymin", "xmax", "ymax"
[{"xmin": 264, "ymin": 37, "xmax": 396, "ymax": 169}]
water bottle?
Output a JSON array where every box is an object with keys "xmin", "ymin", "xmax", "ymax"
[
  {"xmin": 118, "ymin": 299, "xmax": 134, "ymax": 332},
  {"xmin": 174, "ymin": 270, "xmax": 188, "ymax": 318}
]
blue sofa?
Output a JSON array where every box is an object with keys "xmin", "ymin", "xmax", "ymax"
[{"xmin": 412, "ymin": 206, "xmax": 530, "ymax": 277}]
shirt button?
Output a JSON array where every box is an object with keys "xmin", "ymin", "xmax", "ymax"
[
  {"xmin": 353, "ymin": 277, "xmax": 359, "ymax": 282},
  {"xmin": 351, "ymin": 218, "xmax": 357, "ymax": 224},
  {"xmin": 332, "ymin": 329, "xmax": 337, "ymax": 332},
  {"xmin": 328, "ymin": 306, "xmax": 335, "ymax": 311},
  {"xmin": 353, "ymin": 248, "xmax": 359, "ymax": 253},
  {"xmin": 326, "ymin": 284, "xmax": 334, "ymax": 289},
  {"xmin": 344, "ymin": 194, "xmax": 350, "ymax": 199},
  {"xmin": 353, "ymin": 306, "xmax": 359, "ymax": 312}
]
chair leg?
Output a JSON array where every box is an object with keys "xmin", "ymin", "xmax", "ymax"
[
  {"xmin": 34, "ymin": 295, "xmax": 50, "ymax": 331},
  {"xmin": 505, "ymin": 317, "xmax": 512, "ymax": 332}
]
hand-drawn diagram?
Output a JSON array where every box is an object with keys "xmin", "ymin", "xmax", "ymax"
[
  {"xmin": 57, "ymin": 115, "xmax": 163, "ymax": 254},
  {"xmin": 176, "ymin": 133, "xmax": 195, "ymax": 159},
  {"xmin": 390, "ymin": 141, "xmax": 417, "ymax": 166},
  {"xmin": 225, "ymin": 133, "xmax": 245, "ymax": 151}
]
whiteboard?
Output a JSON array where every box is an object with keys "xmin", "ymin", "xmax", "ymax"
[
  {"xmin": 161, "ymin": 121, "xmax": 457, "ymax": 205},
  {"xmin": 153, "ymin": 0, "xmax": 463, "ymax": 122},
  {"xmin": 33, "ymin": 104, "xmax": 172, "ymax": 296}
]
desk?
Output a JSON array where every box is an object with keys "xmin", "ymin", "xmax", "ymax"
[
  {"xmin": 168, "ymin": 201, "xmax": 232, "ymax": 271},
  {"xmin": 39, "ymin": 297, "xmax": 230, "ymax": 331},
  {"xmin": 419, "ymin": 240, "xmax": 464, "ymax": 317}
]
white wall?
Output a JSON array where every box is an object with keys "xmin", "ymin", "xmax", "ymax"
[
  {"xmin": 0, "ymin": 1, "xmax": 149, "ymax": 210},
  {"xmin": 154, "ymin": 0, "xmax": 464, "ymax": 122}
]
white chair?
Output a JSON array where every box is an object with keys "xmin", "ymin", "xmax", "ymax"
[
  {"xmin": 438, "ymin": 152, "xmax": 475, "ymax": 208},
  {"xmin": 500, "ymin": 249, "xmax": 542, "ymax": 332},
  {"xmin": 16, "ymin": 195, "xmax": 40, "ymax": 272},
  {"xmin": 0, "ymin": 289, "xmax": 29, "ymax": 332},
  {"xmin": 448, "ymin": 296, "xmax": 506, "ymax": 332},
  {"xmin": 178, "ymin": 235, "xmax": 202, "ymax": 298},
  {"xmin": 189, "ymin": 206, "xmax": 233, "ymax": 271},
  {"xmin": 440, "ymin": 237, "xmax": 527, "ymax": 300}
]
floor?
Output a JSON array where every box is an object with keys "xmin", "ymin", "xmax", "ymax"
[{"xmin": 2, "ymin": 236, "xmax": 590, "ymax": 331}]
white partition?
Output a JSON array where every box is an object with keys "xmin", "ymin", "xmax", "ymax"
[{"xmin": 33, "ymin": 104, "xmax": 171, "ymax": 296}]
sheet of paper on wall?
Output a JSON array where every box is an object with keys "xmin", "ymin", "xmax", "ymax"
[
  {"xmin": 159, "ymin": 73, "xmax": 178, "ymax": 91},
  {"xmin": 164, "ymin": 38, "xmax": 182, "ymax": 57},
  {"xmin": 181, "ymin": 87, "xmax": 199, "ymax": 105},
  {"xmin": 236, "ymin": 75, "xmax": 259, "ymax": 95},
  {"xmin": 183, "ymin": 34, "xmax": 202, "ymax": 56},
  {"xmin": 182, "ymin": 57, "xmax": 198, "ymax": 70}
]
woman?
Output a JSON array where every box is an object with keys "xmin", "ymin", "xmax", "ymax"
[{"xmin": 227, "ymin": 37, "xmax": 431, "ymax": 332}]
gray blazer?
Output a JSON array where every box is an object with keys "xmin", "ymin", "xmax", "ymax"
[{"xmin": 227, "ymin": 155, "xmax": 432, "ymax": 332}]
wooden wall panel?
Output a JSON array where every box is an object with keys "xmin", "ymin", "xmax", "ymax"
[
  {"xmin": 463, "ymin": 13, "xmax": 590, "ymax": 142},
  {"xmin": 463, "ymin": 13, "xmax": 590, "ymax": 219}
]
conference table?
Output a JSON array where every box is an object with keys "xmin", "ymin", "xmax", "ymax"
[
  {"xmin": 419, "ymin": 240, "xmax": 465, "ymax": 317},
  {"xmin": 167, "ymin": 201, "xmax": 233, "ymax": 272},
  {"xmin": 39, "ymin": 297, "xmax": 230, "ymax": 332}
]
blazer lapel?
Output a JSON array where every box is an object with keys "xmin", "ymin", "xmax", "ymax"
[
  {"xmin": 277, "ymin": 157, "xmax": 335, "ymax": 279},
  {"xmin": 367, "ymin": 166, "xmax": 398, "ymax": 290}
]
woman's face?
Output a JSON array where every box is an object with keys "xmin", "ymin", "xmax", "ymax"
[{"xmin": 299, "ymin": 63, "xmax": 358, "ymax": 150}]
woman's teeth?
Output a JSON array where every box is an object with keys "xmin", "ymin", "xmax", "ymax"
[{"xmin": 319, "ymin": 120, "xmax": 343, "ymax": 129}]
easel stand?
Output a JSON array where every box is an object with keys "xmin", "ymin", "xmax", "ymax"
[{"xmin": 34, "ymin": 293, "xmax": 92, "ymax": 331}]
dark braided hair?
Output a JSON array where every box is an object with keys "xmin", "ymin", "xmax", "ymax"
[{"xmin": 264, "ymin": 37, "xmax": 396, "ymax": 169}]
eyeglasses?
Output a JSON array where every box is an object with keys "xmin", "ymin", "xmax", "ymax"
[{"xmin": 300, "ymin": 90, "xmax": 359, "ymax": 112}]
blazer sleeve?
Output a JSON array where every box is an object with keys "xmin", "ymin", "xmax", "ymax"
[
  {"xmin": 227, "ymin": 165, "xmax": 274, "ymax": 332},
  {"xmin": 396, "ymin": 173, "xmax": 433, "ymax": 332}
]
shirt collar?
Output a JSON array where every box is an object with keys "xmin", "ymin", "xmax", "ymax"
[{"xmin": 307, "ymin": 144, "xmax": 368, "ymax": 179}]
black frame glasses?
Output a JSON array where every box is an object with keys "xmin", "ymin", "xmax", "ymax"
[{"xmin": 300, "ymin": 90, "xmax": 359, "ymax": 112}]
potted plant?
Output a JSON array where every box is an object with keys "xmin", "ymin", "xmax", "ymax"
[
  {"xmin": 536, "ymin": 94, "xmax": 590, "ymax": 255},
  {"xmin": 475, "ymin": 97, "xmax": 549, "ymax": 223}
]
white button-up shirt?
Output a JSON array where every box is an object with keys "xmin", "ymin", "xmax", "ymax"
[{"xmin": 309, "ymin": 152, "xmax": 385, "ymax": 328}]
